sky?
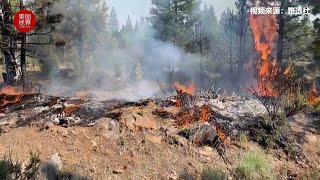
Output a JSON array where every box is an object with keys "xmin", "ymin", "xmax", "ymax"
[{"xmin": 106, "ymin": 0, "xmax": 236, "ymax": 26}]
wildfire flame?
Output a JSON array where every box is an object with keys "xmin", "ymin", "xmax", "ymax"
[
  {"xmin": 0, "ymin": 86, "xmax": 30, "ymax": 95},
  {"xmin": 307, "ymin": 82, "xmax": 319, "ymax": 103},
  {"xmin": 283, "ymin": 62, "xmax": 292, "ymax": 76},
  {"xmin": 216, "ymin": 123, "xmax": 228, "ymax": 145},
  {"xmin": 75, "ymin": 90, "xmax": 87, "ymax": 99},
  {"xmin": 249, "ymin": 13, "xmax": 279, "ymax": 96},
  {"xmin": 200, "ymin": 105, "xmax": 211, "ymax": 123},
  {"xmin": 64, "ymin": 105, "xmax": 80, "ymax": 117},
  {"xmin": 174, "ymin": 82, "xmax": 227, "ymax": 145},
  {"xmin": 174, "ymin": 81, "xmax": 195, "ymax": 96},
  {"xmin": 175, "ymin": 105, "xmax": 212, "ymax": 127},
  {"xmin": 0, "ymin": 86, "xmax": 32, "ymax": 108}
]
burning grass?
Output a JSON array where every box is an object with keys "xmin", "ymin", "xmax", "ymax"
[{"xmin": 0, "ymin": 85, "xmax": 38, "ymax": 110}]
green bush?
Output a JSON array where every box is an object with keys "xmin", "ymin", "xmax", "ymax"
[
  {"xmin": 201, "ymin": 168, "xmax": 227, "ymax": 180},
  {"xmin": 239, "ymin": 133, "xmax": 249, "ymax": 149},
  {"xmin": 235, "ymin": 151, "xmax": 272, "ymax": 180},
  {"xmin": 0, "ymin": 153, "xmax": 89, "ymax": 180},
  {"xmin": 0, "ymin": 152, "xmax": 40, "ymax": 180}
]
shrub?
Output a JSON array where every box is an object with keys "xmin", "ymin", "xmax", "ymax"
[
  {"xmin": 57, "ymin": 172, "xmax": 89, "ymax": 180},
  {"xmin": 201, "ymin": 168, "xmax": 227, "ymax": 180},
  {"xmin": 235, "ymin": 151, "xmax": 272, "ymax": 180},
  {"xmin": 178, "ymin": 169, "xmax": 194, "ymax": 180},
  {"xmin": 239, "ymin": 133, "xmax": 249, "ymax": 149},
  {"xmin": 0, "ymin": 153, "xmax": 89, "ymax": 180},
  {"xmin": 300, "ymin": 168, "xmax": 320, "ymax": 180},
  {"xmin": 0, "ymin": 152, "xmax": 40, "ymax": 180}
]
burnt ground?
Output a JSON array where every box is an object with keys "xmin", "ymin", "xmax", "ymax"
[{"xmin": 0, "ymin": 91, "xmax": 319, "ymax": 179}]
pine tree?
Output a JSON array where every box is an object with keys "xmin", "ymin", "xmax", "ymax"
[
  {"xmin": 202, "ymin": 4, "xmax": 219, "ymax": 42},
  {"xmin": 125, "ymin": 15, "xmax": 134, "ymax": 32},
  {"xmin": 148, "ymin": 0, "xmax": 201, "ymax": 47},
  {"xmin": 118, "ymin": 15, "xmax": 135, "ymax": 47},
  {"xmin": 53, "ymin": 0, "xmax": 108, "ymax": 74},
  {"xmin": 0, "ymin": 0, "xmax": 63, "ymax": 84},
  {"xmin": 108, "ymin": 7, "xmax": 119, "ymax": 35}
]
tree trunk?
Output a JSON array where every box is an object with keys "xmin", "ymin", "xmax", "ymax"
[
  {"xmin": 21, "ymin": 33, "xmax": 27, "ymax": 90},
  {"xmin": 200, "ymin": 46, "xmax": 203, "ymax": 88},
  {"xmin": 20, "ymin": 0, "xmax": 27, "ymax": 90},
  {"xmin": 277, "ymin": 0, "xmax": 286, "ymax": 62},
  {"xmin": 78, "ymin": 16, "xmax": 84, "ymax": 74},
  {"xmin": 229, "ymin": 20, "xmax": 233, "ymax": 76}
]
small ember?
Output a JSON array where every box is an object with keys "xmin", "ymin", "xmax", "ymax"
[{"xmin": 64, "ymin": 105, "xmax": 81, "ymax": 117}]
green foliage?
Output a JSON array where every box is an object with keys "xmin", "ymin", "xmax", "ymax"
[
  {"xmin": 0, "ymin": 152, "xmax": 40, "ymax": 180},
  {"xmin": 0, "ymin": 152, "xmax": 90, "ymax": 180},
  {"xmin": 148, "ymin": 0, "xmax": 201, "ymax": 47},
  {"xmin": 239, "ymin": 132, "xmax": 249, "ymax": 148},
  {"xmin": 253, "ymin": 114, "xmax": 293, "ymax": 149},
  {"xmin": 235, "ymin": 151, "xmax": 272, "ymax": 180},
  {"xmin": 310, "ymin": 99, "xmax": 320, "ymax": 110},
  {"xmin": 53, "ymin": 0, "xmax": 108, "ymax": 74},
  {"xmin": 108, "ymin": 7, "xmax": 120, "ymax": 35},
  {"xmin": 201, "ymin": 168, "xmax": 227, "ymax": 180}
]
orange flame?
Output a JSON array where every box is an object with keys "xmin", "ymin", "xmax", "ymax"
[
  {"xmin": 0, "ymin": 95, "xmax": 22, "ymax": 108},
  {"xmin": 308, "ymin": 82, "xmax": 319, "ymax": 103},
  {"xmin": 217, "ymin": 128, "xmax": 228, "ymax": 145},
  {"xmin": 175, "ymin": 81, "xmax": 195, "ymax": 96},
  {"xmin": 0, "ymin": 86, "xmax": 32, "ymax": 108},
  {"xmin": 200, "ymin": 105, "xmax": 211, "ymax": 123},
  {"xmin": 64, "ymin": 105, "xmax": 80, "ymax": 117},
  {"xmin": 75, "ymin": 90, "xmax": 87, "ymax": 99},
  {"xmin": 249, "ymin": 13, "xmax": 278, "ymax": 96},
  {"xmin": 175, "ymin": 105, "xmax": 212, "ymax": 127},
  {"xmin": 283, "ymin": 63, "xmax": 292, "ymax": 76},
  {"xmin": 0, "ymin": 86, "xmax": 30, "ymax": 95}
]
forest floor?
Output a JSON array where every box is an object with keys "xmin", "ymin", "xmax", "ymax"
[
  {"xmin": 0, "ymin": 94, "xmax": 319, "ymax": 180},
  {"xmin": 0, "ymin": 66, "xmax": 320, "ymax": 179}
]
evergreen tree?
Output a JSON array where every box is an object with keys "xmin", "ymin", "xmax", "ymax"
[
  {"xmin": 148, "ymin": 0, "xmax": 201, "ymax": 47},
  {"xmin": 0, "ymin": 0, "xmax": 63, "ymax": 83},
  {"xmin": 108, "ymin": 7, "xmax": 120, "ymax": 35},
  {"xmin": 125, "ymin": 15, "xmax": 134, "ymax": 32},
  {"xmin": 53, "ymin": 0, "xmax": 108, "ymax": 73},
  {"xmin": 202, "ymin": 4, "xmax": 219, "ymax": 43},
  {"xmin": 118, "ymin": 15, "xmax": 135, "ymax": 47}
]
